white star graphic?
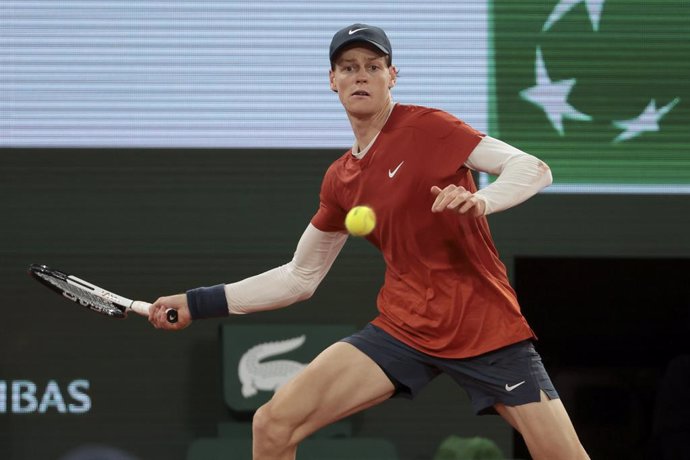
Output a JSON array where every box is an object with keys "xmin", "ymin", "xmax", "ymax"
[
  {"xmin": 543, "ymin": 0, "xmax": 606, "ymax": 32},
  {"xmin": 612, "ymin": 98, "xmax": 680, "ymax": 143},
  {"xmin": 520, "ymin": 47, "xmax": 592, "ymax": 136}
]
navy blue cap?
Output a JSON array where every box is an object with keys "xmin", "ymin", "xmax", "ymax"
[{"xmin": 329, "ymin": 24, "xmax": 392, "ymax": 64}]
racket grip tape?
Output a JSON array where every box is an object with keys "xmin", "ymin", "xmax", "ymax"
[{"xmin": 131, "ymin": 301, "xmax": 178, "ymax": 323}]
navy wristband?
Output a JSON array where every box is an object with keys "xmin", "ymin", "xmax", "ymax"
[{"xmin": 186, "ymin": 284, "xmax": 229, "ymax": 320}]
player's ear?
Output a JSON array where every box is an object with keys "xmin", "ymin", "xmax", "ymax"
[
  {"xmin": 329, "ymin": 69, "xmax": 338, "ymax": 93},
  {"xmin": 388, "ymin": 65, "xmax": 398, "ymax": 89}
]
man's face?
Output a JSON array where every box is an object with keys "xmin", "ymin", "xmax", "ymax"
[{"xmin": 329, "ymin": 46, "xmax": 396, "ymax": 117}]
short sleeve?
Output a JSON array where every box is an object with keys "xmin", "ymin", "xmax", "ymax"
[
  {"xmin": 310, "ymin": 166, "xmax": 347, "ymax": 233},
  {"xmin": 433, "ymin": 111, "xmax": 485, "ymax": 173}
]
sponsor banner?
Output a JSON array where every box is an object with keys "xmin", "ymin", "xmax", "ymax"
[
  {"xmin": 492, "ymin": 0, "xmax": 689, "ymax": 192},
  {"xmin": 0, "ymin": 379, "xmax": 91, "ymax": 415},
  {"xmin": 221, "ymin": 324, "xmax": 356, "ymax": 412}
]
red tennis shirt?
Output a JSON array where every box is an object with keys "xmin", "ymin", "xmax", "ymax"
[{"xmin": 311, "ymin": 104, "xmax": 536, "ymax": 358}]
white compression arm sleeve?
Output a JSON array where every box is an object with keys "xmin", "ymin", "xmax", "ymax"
[
  {"xmin": 224, "ymin": 224, "xmax": 348, "ymax": 314},
  {"xmin": 465, "ymin": 136, "xmax": 553, "ymax": 215}
]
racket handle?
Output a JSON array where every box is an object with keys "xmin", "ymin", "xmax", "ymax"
[{"xmin": 130, "ymin": 301, "xmax": 178, "ymax": 324}]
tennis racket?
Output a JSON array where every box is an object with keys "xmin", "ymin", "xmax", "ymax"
[{"xmin": 28, "ymin": 264, "xmax": 177, "ymax": 323}]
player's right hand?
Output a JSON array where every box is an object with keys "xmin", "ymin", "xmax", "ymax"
[{"xmin": 149, "ymin": 294, "xmax": 192, "ymax": 331}]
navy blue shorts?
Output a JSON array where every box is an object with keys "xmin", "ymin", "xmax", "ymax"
[{"xmin": 341, "ymin": 324, "xmax": 559, "ymax": 415}]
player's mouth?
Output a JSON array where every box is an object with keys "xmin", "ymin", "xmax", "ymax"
[{"xmin": 351, "ymin": 90, "xmax": 371, "ymax": 98}]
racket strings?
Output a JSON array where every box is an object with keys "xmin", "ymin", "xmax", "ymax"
[{"xmin": 34, "ymin": 272, "xmax": 125, "ymax": 317}]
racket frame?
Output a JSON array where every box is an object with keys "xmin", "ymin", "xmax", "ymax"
[{"xmin": 28, "ymin": 264, "xmax": 177, "ymax": 323}]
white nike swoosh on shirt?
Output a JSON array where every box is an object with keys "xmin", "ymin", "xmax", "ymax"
[
  {"xmin": 388, "ymin": 161, "xmax": 404, "ymax": 178},
  {"xmin": 348, "ymin": 28, "xmax": 369, "ymax": 35},
  {"xmin": 505, "ymin": 381, "xmax": 526, "ymax": 392}
]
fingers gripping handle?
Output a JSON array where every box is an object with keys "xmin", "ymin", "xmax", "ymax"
[{"xmin": 130, "ymin": 301, "xmax": 178, "ymax": 323}]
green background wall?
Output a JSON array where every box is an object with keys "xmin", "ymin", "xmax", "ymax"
[{"xmin": 1, "ymin": 149, "xmax": 688, "ymax": 459}]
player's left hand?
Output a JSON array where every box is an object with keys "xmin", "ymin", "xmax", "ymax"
[{"xmin": 430, "ymin": 185, "xmax": 486, "ymax": 217}]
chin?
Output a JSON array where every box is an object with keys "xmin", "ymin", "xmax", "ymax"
[{"xmin": 346, "ymin": 99, "xmax": 377, "ymax": 115}]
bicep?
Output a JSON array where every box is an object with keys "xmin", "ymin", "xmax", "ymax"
[
  {"xmin": 464, "ymin": 135, "xmax": 537, "ymax": 175},
  {"xmin": 291, "ymin": 223, "xmax": 348, "ymax": 278}
]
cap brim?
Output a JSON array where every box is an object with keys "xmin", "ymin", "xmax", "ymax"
[{"xmin": 330, "ymin": 39, "xmax": 391, "ymax": 62}]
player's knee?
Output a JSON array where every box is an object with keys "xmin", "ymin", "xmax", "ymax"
[{"xmin": 252, "ymin": 403, "xmax": 297, "ymax": 450}]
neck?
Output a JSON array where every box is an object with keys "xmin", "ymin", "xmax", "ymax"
[{"xmin": 349, "ymin": 99, "xmax": 394, "ymax": 152}]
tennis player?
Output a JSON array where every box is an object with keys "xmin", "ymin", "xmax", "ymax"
[{"xmin": 150, "ymin": 24, "xmax": 589, "ymax": 460}]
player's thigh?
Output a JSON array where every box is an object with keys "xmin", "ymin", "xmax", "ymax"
[
  {"xmin": 495, "ymin": 391, "xmax": 589, "ymax": 460},
  {"xmin": 261, "ymin": 341, "xmax": 395, "ymax": 439}
]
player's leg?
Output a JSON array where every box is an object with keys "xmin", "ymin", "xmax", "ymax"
[
  {"xmin": 495, "ymin": 391, "xmax": 589, "ymax": 460},
  {"xmin": 252, "ymin": 341, "xmax": 395, "ymax": 460},
  {"xmin": 440, "ymin": 340, "xmax": 589, "ymax": 460}
]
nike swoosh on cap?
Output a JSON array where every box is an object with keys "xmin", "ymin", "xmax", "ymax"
[{"xmin": 348, "ymin": 28, "xmax": 369, "ymax": 35}]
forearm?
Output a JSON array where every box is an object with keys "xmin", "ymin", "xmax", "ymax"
[
  {"xmin": 187, "ymin": 224, "xmax": 347, "ymax": 318},
  {"xmin": 225, "ymin": 262, "xmax": 322, "ymax": 314}
]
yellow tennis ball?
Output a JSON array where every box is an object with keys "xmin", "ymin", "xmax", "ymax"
[{"xmin": 345, "ymin": 206, "xmax": 376, "ymax": 237}]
